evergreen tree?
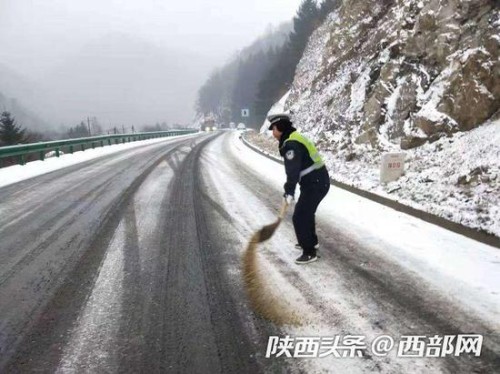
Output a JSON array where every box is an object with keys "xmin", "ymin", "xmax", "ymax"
[
  {"xmin": 289, "ymin": 0, "xmax": 320, "ymax": 59},
  {"xmin": 319, "ymin": 0, "xmax": 340, "ymax": 20},
  {"xmin": 0, "ymin": 111, "xmax": 26, "ymax": 146},
  {"xmin": 253, "ymin": 0, "xmax": 321, "ymax": 125}
]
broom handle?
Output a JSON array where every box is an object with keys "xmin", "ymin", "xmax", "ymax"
[{"xmin": 278, "ymin": 201, "xmax": 288, "ymax": 219}]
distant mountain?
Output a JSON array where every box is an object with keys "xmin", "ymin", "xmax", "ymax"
[
  {"xmin": 0, "ymin": 63, "xmax": 35, "ymax": 102},
  {"xmin": 40, "ymin": 33, "xmax": 214, "ymax": 127},
  {"xmin": 0, "ymin": 64, "xmax": 51, "ymax": 131}
]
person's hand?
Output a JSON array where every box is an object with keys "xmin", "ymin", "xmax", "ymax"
[{"xmin": 283, "ymin": 194, "xmax": 294, "ymax": 205}]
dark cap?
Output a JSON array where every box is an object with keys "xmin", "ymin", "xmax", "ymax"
[{"xmin": 267, "ymin": 113, "xmax": 292, "ymax": 130}]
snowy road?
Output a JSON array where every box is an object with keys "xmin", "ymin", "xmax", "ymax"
[
  {"xmin": 0, "ymin": 131, "xmax": 499, "ymax": 373},
  {"xmin": 0, "ymin": 133, "xmax": 280, "ymax": 373}
]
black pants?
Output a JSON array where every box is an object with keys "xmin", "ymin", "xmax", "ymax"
[{"xmin": 292, "ymin": 168, "xmax": 330, "ymax": 256}]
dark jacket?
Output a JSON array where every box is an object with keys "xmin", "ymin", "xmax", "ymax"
[{"xmin": 279, "ymin": 128, "xmax": 329, "ymax": 196}]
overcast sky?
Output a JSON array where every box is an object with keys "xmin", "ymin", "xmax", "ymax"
[
  {"xmin": 0, "ymin": 0, "xmax": 304, "ymax": 127},
  {"xmin": 0, "ymin": 0, "xmax": 303, "ymax": 77}
]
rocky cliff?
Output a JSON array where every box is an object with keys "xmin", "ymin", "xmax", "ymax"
[
  {"xmin": 267, "ymin": 0, "xmax": 500, "ymax": 236},
  {"xmin": 289, "ymin": 0, "xmax": 499, "ymax": 149}
]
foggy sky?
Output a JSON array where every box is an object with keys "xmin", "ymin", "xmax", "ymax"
[{"xmin": 0, "ymin": 0, "xmax": 303, "ymax": 127}]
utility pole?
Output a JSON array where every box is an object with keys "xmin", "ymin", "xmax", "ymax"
[{"xmin": 122, "ymin": 125, "xmax": 125, "ymax": 134}]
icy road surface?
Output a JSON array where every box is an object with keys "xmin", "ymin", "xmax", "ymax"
[{"xmin": 0, "ymin": 131, "xmax": 498, "ymax": 373}]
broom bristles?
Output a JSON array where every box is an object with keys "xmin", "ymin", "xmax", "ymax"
[{"xmin": 242, "ymin": 231, "xmax": 301, "ymax": 326}]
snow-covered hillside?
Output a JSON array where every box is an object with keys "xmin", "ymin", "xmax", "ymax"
[
  {"xmin": 252, "ymin": 118, "xmax": 500, "ymax": 237},
  {"xmin": 260, "ymin": 0, "xmax": 500, "ymax": 237}
]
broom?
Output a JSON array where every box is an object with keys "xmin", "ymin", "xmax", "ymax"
[{"xmin": 242, "ymin": 201, "xmax": 301, "ymax": 326}]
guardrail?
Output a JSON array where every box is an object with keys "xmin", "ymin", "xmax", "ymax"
[{"xmin": 0, "ymin": 130, "xmax": 198, "ymax": 167}]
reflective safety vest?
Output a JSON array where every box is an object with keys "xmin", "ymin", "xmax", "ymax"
[{"xmin": 283, "ymin": 132, "xmax": 325, "ymax": 178}]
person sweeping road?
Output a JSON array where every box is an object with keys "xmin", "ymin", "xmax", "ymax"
[{"xmin": 268, "ymin": 113, "xmax": 330, "ymax": 264}]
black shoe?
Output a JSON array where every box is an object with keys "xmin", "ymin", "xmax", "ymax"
[{"xmin": 295, "ymin": 254, "xmax": 318, "ymax": 264}]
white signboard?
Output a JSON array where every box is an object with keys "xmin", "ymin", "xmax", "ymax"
[
  {"xmin": 241, "ymin": 109, "xmax": 250, "ymax": 117},
  {"xmin": 380, "ymin": 153, "xmax": 405, "ymax": 183}
]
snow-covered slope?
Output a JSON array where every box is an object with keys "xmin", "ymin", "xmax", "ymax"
[{"xmin": 267, "ymin": 0, "xmax": 500, "ymax": 237}]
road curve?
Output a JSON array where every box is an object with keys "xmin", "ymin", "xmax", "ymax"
[
  {"xmin": 0, "ymin": 132, "xmax": 284, "ymax": 373},
  {"xmin": 0, "ymin": 130, "xmax": 498, "ymax": 374}
]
